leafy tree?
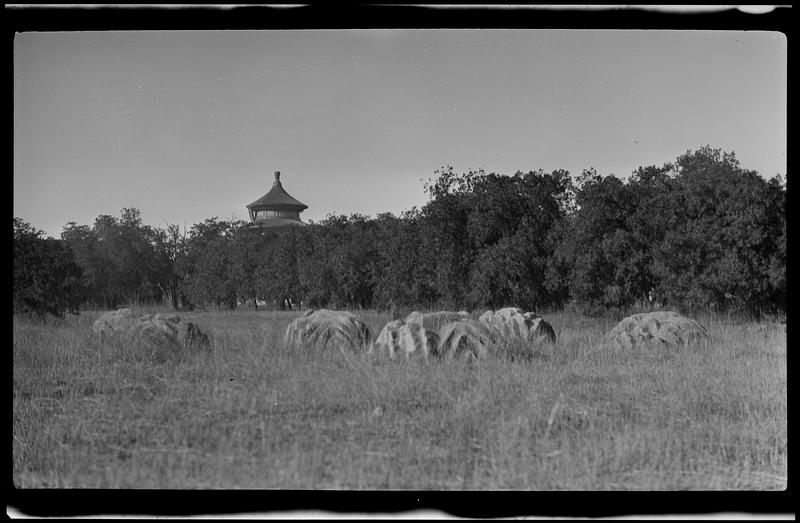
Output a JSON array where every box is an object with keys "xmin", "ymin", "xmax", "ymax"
[
  {"xmin": 116, "ymin": 208, "xmax": 162, "ymax": 304},
  {"xmin": 464, "ymin": 169, "xmax": 573, "ymax": 310},
  {"xmin": 310, "ymin": 214, "xmax": 378, "ymax": 309},
  {"xmin": 150, "ymin": 224, "xmax": 188, "ymax": 310},
  {"xmin": 226, "ymin": 226, "xmax": 266, "ymax": 308},
  {"xmin": 468, "ymin": 235, "xmax": 524, "ymax": 309},
  {"xmin": 419, "ymin": 167, "xmax": 477, "ymax": 308},
  {"xmin": 180, "ymin": 218, "xmax": 243, "ymax": 310},
  {"xmin": 61, "ymin": 221, "xmax": 106, "ymax": 306},
  {"xmin": 14, "ymin": 218, "xmax": 84, "ymax": 319},
  {"xmin": 371, "ymin": 210, "xmax": 437, "ymax": 310},
  {"xmin": 621, "ymin": 163, "xmax": 678, "ymax": 302},
  {"xmin": 550, "ymin": 169, "xmax": 639, "ymax": 311},
  {"xmin": 62, "ymin": 208, "xmax": 168, "ymax": 308},
  {"xmin": 254, "ymin": 226, "xmax": 303, "ymax": 309},
  {"xmin": 184, "ymin": 237, "xmax": 236, "ymax": 309},
  {"xmin": 649, "ymin": 147, "xmax": 786, "ymax": 315},
  {"xmin": 91, "ymin": 213, "xmax": 134, "ymax": 306},
  {"xmin": 296, "ymin": 223, "xmax": 335, "ymax": 309},
  {"xmin": 765, "ymin": 176, "xmax": 786, "ymax": 311}
]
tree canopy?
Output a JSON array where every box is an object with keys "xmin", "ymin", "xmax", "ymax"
[
  {"xmin": 14, "ymin": 218, "xmax": 84, "ymax": 319},
  {"xmin": 15, "ymin": 146, "xmax": 786, "ymax": 318}
]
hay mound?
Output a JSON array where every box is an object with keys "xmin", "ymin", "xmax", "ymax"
[
  {"xmin": 370, "ymin": 319, "xmax": 439, "ymax": 360},
  {"xmin": 92, "ymin": 308, "xmax": 141, "ymax": 337},
  {"xmin": 93, "ymin": 309, "xmax": 211, "ymax": 362},
  {"xmin": 404, "ymin": 310, "xmax": 471, "ymax": 332},
  {"xmin": 436, "ymin": 319, "xmax": 494, "ymax": 362},
  {"xmin": 369, "ymin": 308, "xmax": 556, "ymax": 363},
  {"xmin": 479, "ymin": 307, "xmax": 557, "ymax": 346},
  {"xmin": 284, "ymin": 309, "xmax": 372, "ymax": 352},
  {"xmin": 603, "ymin": 311, "xmax": 710, "ymax": 350}
]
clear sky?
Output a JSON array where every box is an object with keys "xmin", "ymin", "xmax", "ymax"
[{"xmin": 14, "ymin": 29, "xmax": 786, "ymax": 238}]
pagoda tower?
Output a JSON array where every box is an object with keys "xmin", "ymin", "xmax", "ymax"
[{"xmin": 247, "ymin": 171, "xmax": 309, "ymax": 228}]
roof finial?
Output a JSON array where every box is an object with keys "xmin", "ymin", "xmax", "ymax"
[{"xmin": 274, "ymin": 171, "xmax": 281, "ymax": 186}]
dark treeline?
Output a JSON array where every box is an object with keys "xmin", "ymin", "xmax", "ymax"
[{"xmin": 14, "ymin": 146, "xmax": 785, "ymax": 319}]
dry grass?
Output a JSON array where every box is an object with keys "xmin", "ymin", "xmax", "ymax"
[{"xmin": 12, "ymin": 307, "xmax": 786, "ymax": 490}]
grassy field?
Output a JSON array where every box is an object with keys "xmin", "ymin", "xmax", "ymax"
[{"xmin": 12, "ymin": 307, "xmax": 787, "ymax": 490}]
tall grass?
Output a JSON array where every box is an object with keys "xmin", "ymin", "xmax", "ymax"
[{"xmin": 12, "ymin": 308, "xmax": 786, "ymax": 489}]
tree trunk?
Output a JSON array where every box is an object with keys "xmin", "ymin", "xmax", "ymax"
[{"xmin": 170, "ymin": 283, "xmax": 179, "ymax": 310}]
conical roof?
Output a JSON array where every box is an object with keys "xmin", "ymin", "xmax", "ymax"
[{"xmin": 247, "ymin": 171, "xmax": 308, "ymax": 211}]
